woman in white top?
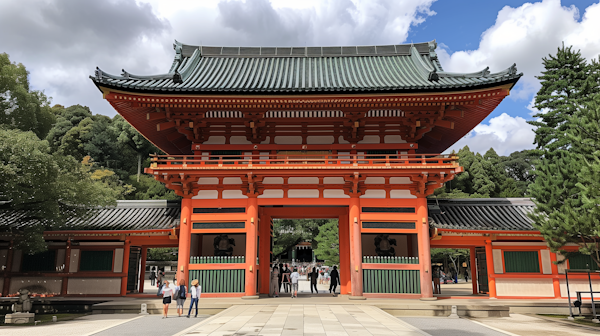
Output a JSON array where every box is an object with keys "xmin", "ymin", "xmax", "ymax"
[
  {"xmin": 187, "ymin": 279, "xmax": 201, "ymax": 318},
  {"xmin": 161, "ymin": 280, "xmax": 174, "ymax": 318}
]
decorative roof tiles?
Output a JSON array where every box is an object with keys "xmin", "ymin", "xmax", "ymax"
[{"xmin": 91, "ymin": 40, "xmax": 521, "ymax": 94}]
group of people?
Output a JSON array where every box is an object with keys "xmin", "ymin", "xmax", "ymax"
[
  {"xmin": 158, "ymin": 278, "xmax": 201, "ymax": 318},
  {"xmin": 149, "ymin": 266, "xmax": 166, "ymax": 287},
  {"xmin": 432, "ymin": 266, "xmax": 470, "ymax": 294},
  {"xmin": 269, "ymin": 264, "xmax": 340, "ymax": 297}
]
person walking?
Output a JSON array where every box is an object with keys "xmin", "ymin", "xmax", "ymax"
[
  {"xmin": 270, "ymin": 265, "xmax": 280, "ymax": 297},
  {"xmin": 309, "ymin": 267, "xmax": 319, "ymax": 294},
  {"xmin": 175, "ymin": 279, "xmax": 187, "ymax": 317},
  {"xmin": 149, "ymin": 267, "xmax": 156, "ymax": 286},
  {"xmin": 282, "ymin": 264, "xmax": 291, "ymax": 293},
  {"xmin": 161, "ymin": 280, "xmax": 174, "ymax": 318},
  {"xmin": 329, "ymin": 266, "xmax": 340, "ymax": 295},
  {"xmin": 432, "ymin": 266, "xmax": 441, "ymax": 294},
  {"xmin": 157, "ymin": 268, "xmax": 163, "ymax": 288},
  {"xmin": 290, "ymin": 267, "xmax": 299, "ymax": 298},
  {"xmin": 186, "ymin": 279, "xmax": 200, "ymax": 317},
  {"xmin": 278, "ymin": 263, "xmax": 283, "ymax": 293}
]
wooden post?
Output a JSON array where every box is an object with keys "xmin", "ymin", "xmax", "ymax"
[
  {"xmin": 416, "ymin": 197, "xmax": 434, "ymax": 299},
  {"xmin": 470, "ymin": 246, "xmax": 478, "ymax": 295},
  {"xmin": 484, "ymin": 240, "xmax": 497, "ymax": 298},
  {"xmin": 61, "ymin": 239, "xmax": 71, "ymax": 296},
  {"xmin": 258, "ymin": 213, "xmax": 271, "ymax": 294},
  {"xmin": 2, "ymin": 241, "xmax": 13, "ymax": 296},
  {"xmin": 245, "ymin": 195, "xmax": 258, "ymax": 297},
  {"xmin": 120, "ymin": 239, "xmax": 131, "ymax": 296},
  {"xmin": 338, "ymin": 213, "xmax": 351, "ymax": 295},
  {"xmin": 139, "ymin": 247, "xmax": 147, "ymax": 293},
  {"xmin": 177, "ymin": 198, "xmax": 193, "ymax": 286},
  {"xmin": 349, "ymin": 196, "xmax": 363, "ymax": 297},
  {"xmin": 550, "ymin": 251, "xmax": 562, "ymax": 298}
]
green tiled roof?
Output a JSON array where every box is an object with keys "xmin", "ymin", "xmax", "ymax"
[{"xmin": 91, "ymin": 40, "xmax": 521, "ymax": 93}]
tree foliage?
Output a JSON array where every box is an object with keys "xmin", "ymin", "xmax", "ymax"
[
  {"xmin": 313, "ymin": 220, "xmax": 339, "ymax": 264},
  {"xmin": 528, "ymin": 45, "xmax": 600, "ymax": 267},
  {"xmin": 273, "ymin": 218, "xmax": 323, "ymax": 258}
]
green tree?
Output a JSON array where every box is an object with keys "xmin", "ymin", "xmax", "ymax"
[
  {"xmin": 0, "ymin": 128, "xmax": 119, "ymax": 254},
  {"xmin": 470, "ymin": 154, "xmax": 495, "ymax": 197},
  {"xmin": 147, "ymin": 248, "xmax": 178, "ymax": 261},
  {"xmin": 0, "ymin": 53, "xmax": 55, "ymax": 138},
  {"xmin": 313, "ymin": 220, "xmax": 339, "ymax": 265},
  {"xmin": 114, "ymin": 115, "xmax": 158, "ymax": 182},
  {"xmin": 126, "ymin": 174, "xmax": 179, "ymax": 200},
  {"xmin": 528, "ymin": 45, "xmax": 600, "ymax": 267},
  {"xmin": 483, "ymin": 148, "xmax": 506, "ymax": 197},
  {"xmin": 272, "ymin": 219, "xmax": 324, "ymax": 258}
]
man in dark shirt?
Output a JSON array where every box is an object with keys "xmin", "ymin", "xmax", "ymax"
[
  {"xmin": 329, "ymin": 265, "xmax": 340, "ymax": 295},
  {"xmin": 309, "ymin": 267, "xmax": 319, "ymax": 294}
]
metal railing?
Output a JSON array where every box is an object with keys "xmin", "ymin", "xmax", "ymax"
[{"xmin": 149, "ymin": 153, "xmax": 458, "ymax": 170}]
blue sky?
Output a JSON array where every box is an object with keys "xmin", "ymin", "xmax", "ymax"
[{"xmin": 1, "ymin": 0, "xmax": 600, "ymax": 155}]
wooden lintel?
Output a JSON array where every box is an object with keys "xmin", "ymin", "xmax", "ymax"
[
  {"xmin": 445, "ymin": 110, "xmax": 464, "ymax": 118},
  {"xmin": 157, "ymin": 121, "xmax": 176, "ymax": 131}
]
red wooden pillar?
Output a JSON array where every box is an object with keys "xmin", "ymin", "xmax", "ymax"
[
  {"xmin": 338, "ymin": 212, "xmax": 351, "ymax": 295},
  {"xmin": 484, "ymin": 240, "xmax": 497, "ymax": 298},
  {"xmin": 245, "ymin": 195, "xmax": 258, "ymax": 297},
  {"xmin": 120, "ymin": 239, "xmax": 131, "ymax": 296},
  {"xmin": 349, "ymin": 195, "xmax": 363, "ymax": 297},
  {"xmin": 470, "ymin": 246, "xmax": 478, "ymax": 295},
  {"xmin": 258, "ymin": 213, "xmax": 271, "ymax": 294},
  {"xmin": 139, "ymin": 247, "xmax": 147, "ymax": 293},
  {"xmin": 61, "ymin": 239, "xmax": 71, "ymax": 296},
  {"xmin": 177, "ymin": 198, "xmax": 192, "ymax": 286},
  {"xmin": 416, "ymin": 197, "xmax": 434, "ymax": 299},
  {"xmin": 550, "ymin": 251, "xmax": 562, "ymax": 298},
  {"xmin": 2, "ymin": 241, "xmax": 13, "ymax": 296}
]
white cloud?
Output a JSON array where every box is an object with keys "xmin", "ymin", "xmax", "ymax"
[
  {"xmin": 438, "ymin": 0, "xmax": 600, "ymax": 99},
  {"xmin": 445, "ymin": 113, "xmax": 535, "ymax": 156}
]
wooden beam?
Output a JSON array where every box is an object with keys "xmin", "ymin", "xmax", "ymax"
[
  {"xmin": 167, "ymin": 131, "xmax": 185, "ymax": 142},
  {"xmin": 147, "ymin": 112, "xmax": 166, "ymax": 121},
  {"xmin": 157, "ymin": 121, "xmax": 176, "ymax": 131},
  {"xmin": 445, "ymin": 110, "xmax": 464, "ymax": 118},
  {"xmin": 434, "ymin": 119, "xmax": 454, "ymax": 129}
]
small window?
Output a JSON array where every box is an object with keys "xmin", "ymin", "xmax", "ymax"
[
  {"xmin": 504, "ymin": 251, "xmax": 540, "ymax": 273},
  {"xmin": 80, "ymin": 250, "xmax": 113, "ymax": 271},
  {"xmin": 22, "ymin": 250, "xmax": 56, "ymax": 272},
  {"xmin": 568, "ymin": 253, "xmax": 600, "ymax": 271}
]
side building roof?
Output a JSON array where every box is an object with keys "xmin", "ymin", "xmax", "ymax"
[
  {"xmin": 0, "ymin": 200, "xmax": 181, "ymax": 232},
  {"xmin": 91, "ymin": 40, "xmax": 521, "ymax": 94},
  {"xmin": 427, "ymin": 198, "xmax": 536, "ymax": 231}
]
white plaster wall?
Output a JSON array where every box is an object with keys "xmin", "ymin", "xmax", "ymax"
[
  {"xmin": 69, "ymin": 249, "xmax": 79, "ymax": 273},
  {"xmin": 357, "ymin": 135, "xmax": 380, "ymax": 144},
  {"xmin": 324, "ymin": 190, "xmax": 349, "ymax": 198},
  {"xmin": 113, "ymin": 248, "xmax": 124, "ymax": 273},
  {"xmin": 204, "ymin": 136, "xmax": 226, "ymax": 144},
  {"xmin": 495, "ymin": 278, "xmax": 555, "ymax": 297},
  {"xmin": 198, "ymin": 177, "xmax": 219, "ymax": 184},
  {"xmin": 193, "ymin": 190, "xmax": 219, "ymax": 199},
  {"xmin": 493, "ymin": 249, "xmax": 504, "ymax": 274},
  {"xmin": 263, "ymin": 177, "xmax": 284, "ymax": 184},
  {"xmin": 324, "ymin": 177, "xmax": 345, "ymax": 184},
  {"xmin": 274, "ymin": 136, "xmax": 302, "ymax": 144},
  {"xmin": 557, "ymin": 253, "xmax": 567, "ymax": 274},
  {"xmin": 390, "ymin": 177, "xmax": 411, "ymax": 184},
  {"xmin": 9, "ymin": 277, "xmax": 62, "ymax": 295},
  {"xmin": 258, "ymin": 190, "xmax": 284, "ymax": 198},
  {"xmin": 560, "ymin": 279, "xmax": 600, "ymax": 298},
  {"xmin": 364, "ymin": 177, "xmax": 385, "ymax": 184},
  {"xmin": 261, "ymin": 136, "xmax": 271, "ymax": 144},
  {"xmin": 360, "ymin": 190, "xmax": 386, "ymax": 199},
  {"xmin": 288, "ymin": 189, "xmax": 319, "ymax": 198},
  {"xmin": 288, "ymin": 177, "xmax": 319, "ymax": 184},
  {"xmin": 307, "ymin": 136, "xmax": 334, "ymax": 144},
  {"xmin": 384, "ymin": 135, "xmax": 406, "ymax": 143},
  {"xmin": 390, "ymin": 190, "xmax": 416, "ymax": 199},
  {"xmin": 223, "ymin": 177, "xmax": 243, "ymax": 184},
  {"xmin": 67, "ymin": 278, "xmax": 121, "ymax": 295},
  {"xmin": 223, "ymin": 190, "xmax": 248, "ymax": 199},
  {"xmin": 230, "ymin": 136, "xmax": 252, "ymax": 144},
  {"xmin": 541, "ymin": 249, "xmax": 552, "ymax": 274},
  {"xmin": 338, "ymin": 136, "xmax": 349, "ymax": 144},
  {"xmin": 12, "ymin": 250, "xmax": 22, "ymax": 272}
]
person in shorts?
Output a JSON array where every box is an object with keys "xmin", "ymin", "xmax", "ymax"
[
  {"xmin": 161, "ymin": 280, "xmax": 174, "ymax": 318},
  {"xmin": 290, "ymin": 267, "xmax": 300, "ymax": 298},
  {"xmin": 175, "ymin": 279, "xmax": 187, "ymax": 317}
]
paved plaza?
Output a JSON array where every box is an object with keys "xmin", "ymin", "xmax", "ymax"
[{"xmin": 3, "ymin": 303, "xmax": 600, "ymax": 336}]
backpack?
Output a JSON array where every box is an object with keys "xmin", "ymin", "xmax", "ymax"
[{"xmin": 179, "ymin": 285, "xmax": 186, "ymax": 299}]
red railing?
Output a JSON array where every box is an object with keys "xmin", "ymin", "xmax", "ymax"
[{"xmin": 149, "ymin": 154, "xmax": 459, "ymax": 170}]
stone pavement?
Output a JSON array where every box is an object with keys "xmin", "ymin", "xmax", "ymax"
[
  {"xmin": 0, "ymin": 314, "xmax": 141, "ymax": 336},
  {"xmin": 400, "ymin": 317, "xmax": 510, "ymax": 336},
  {"xmin": 177, "ymin": 305, "xmax": 429, "ymax": 336},
  {"xmin": 472, "ymin": 313, "xmax": 600, "ymax": 336},
  {"xmin": 91, "ymin": 314, "xmax": 207, "ymax": 336}
]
